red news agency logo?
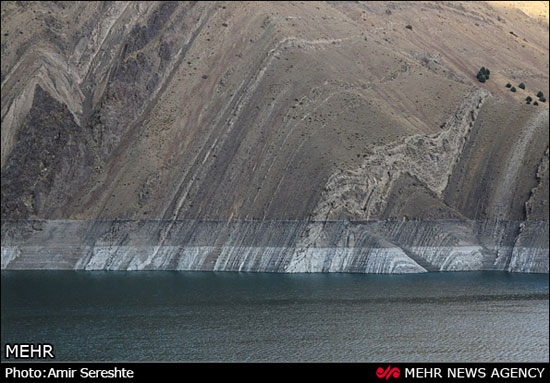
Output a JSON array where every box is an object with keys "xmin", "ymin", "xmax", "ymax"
[{"xmin": 376, "ymin": 365, "xmax": 401, "ymax": 380}]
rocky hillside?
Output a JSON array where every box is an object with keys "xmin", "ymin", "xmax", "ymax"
[{"xmin": 1, "ymin": 2, "xmax": 548, "ymax": 272}]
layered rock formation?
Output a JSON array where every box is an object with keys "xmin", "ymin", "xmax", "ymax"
[
  {"xmin": 2, "ymin": 219, "xmax": 548, "ymax": 273},
  {"xmin": 1, "ymin": 2, "xmax": 548, "ymax": 272}
]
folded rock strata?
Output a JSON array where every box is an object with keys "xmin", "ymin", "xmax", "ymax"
[{"xmin": 1, "ymin": 2, "xmax": 548, "ymax": 272}]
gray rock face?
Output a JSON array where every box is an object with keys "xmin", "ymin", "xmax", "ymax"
[
  {"xmin": 1, "ymin": 86, "xmax": 92, "ymax": 218},
  {"xmin": 1, "ymin": 219, "xmax": 547, "ymax": 273},
  {"xmin": 1, "ymin": 2, "xmax": 548, "ymax": 272}
]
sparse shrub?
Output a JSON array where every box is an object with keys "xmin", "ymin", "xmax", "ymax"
[
  {"xmin": 518, "ymin": 82, "xmax": 525, "ymax": 89},
  {"xmin": 476, "ymin": 67, "xmax": 490, "ymax": 83},
  {"xmin": 405, "ymin": 25, "xmax": 413, "ymax": 30},
  {"xmin": 511, "ymin": 87, "xmax": 516, "ymax": 92},
  {"xmin": 526, "ymin": 96, "xmax": 532, "ymax": 102},
  {"xmin": 506, "ymin": 83, "xmax": 512, "ymax": 88},
  {"xmin": 536, "ymin": 91, "xmax": 544, "ymax": 98}
]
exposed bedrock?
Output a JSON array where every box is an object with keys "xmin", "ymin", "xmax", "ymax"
[
  {"xmin": 1, "ymin": 2, "xmax": 548, "ymax": 272},
  {"xmin": 1, "ymin": 220, "xmax": 548, "ymax": 273}
]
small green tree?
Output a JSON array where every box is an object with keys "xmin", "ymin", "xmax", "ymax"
[
  {"xmin": 519, "ymin": 82, "xmax": 525, "ymax": 89},
  {"xmin": 506, "ymin": 83, "xmax": 512, "ymax": 88},
  {"xmin": 539, "ymin": 97, "xmax": 546, "ymax": 102},
  {"xmin": 476, "ymin": 67, "xmax": 490, "ymax": 83},
  {"xmin": 526, "ymin": 96, "xmax": 532, "ymax": 102},
  {"xmin": 511, "ymin": 87, "xmax": 516, "ymax": 92},
  {"xmin": 533, "ymin": 101, "xmax": 539, "ymax": 106},
  {"xmin": 536, "ymin": 91, "xmax": 544, "ymax": 98}
]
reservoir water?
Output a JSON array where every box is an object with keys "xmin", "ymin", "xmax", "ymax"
[{"xmin": 1, "ymin": 271, "xmax": 548, "ymax": 362}]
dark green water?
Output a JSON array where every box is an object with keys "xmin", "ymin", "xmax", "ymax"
[{"xmin": 1, "ymin": 271, "xmax": 548, "ymax": 362}]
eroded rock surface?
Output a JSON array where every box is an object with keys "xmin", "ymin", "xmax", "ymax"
[{"xmin": 1, "ymin": 2, "xmax": 548, "ymax": 272}]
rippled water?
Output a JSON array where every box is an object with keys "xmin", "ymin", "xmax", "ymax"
[{"xmin": 1, "ymin": 271, "xmax": 548, "ymax": 362}]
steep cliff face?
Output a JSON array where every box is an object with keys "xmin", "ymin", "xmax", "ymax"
[{"xmin": 1, "ymin": 2, "xmax": 548, "ymax": 272}]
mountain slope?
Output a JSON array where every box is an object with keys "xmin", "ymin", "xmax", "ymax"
[{"xmin": 1, "ymin": 1, "xmax": 548, "ymax": 272}]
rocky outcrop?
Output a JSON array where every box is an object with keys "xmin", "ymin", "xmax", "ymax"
[
  {"xmin": 309, "ymin": 88, "xmax": 489, "ymax": 222},
  {"xmin": 1, "ymin": 86, "xmax": 92, "ymax": 219}
]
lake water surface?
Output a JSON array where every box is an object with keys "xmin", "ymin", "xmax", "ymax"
[{"xmin": 1, "ymin": 271, "xmax": 548, "ymax": 362}]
